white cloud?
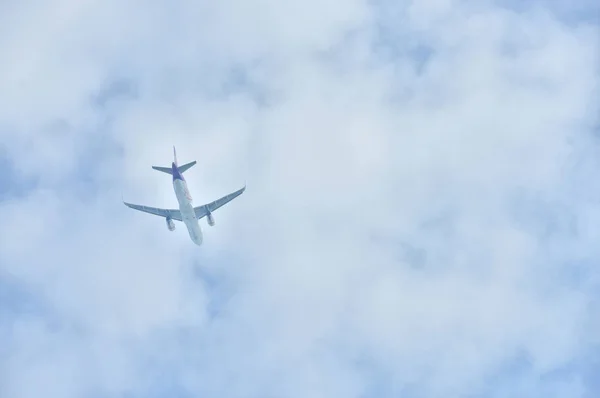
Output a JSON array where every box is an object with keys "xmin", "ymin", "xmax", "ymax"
[{"xmin": 0, "ymin": 0, "xmax": 598, "ymax": 397}]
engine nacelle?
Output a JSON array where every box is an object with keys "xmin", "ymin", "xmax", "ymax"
[
  {"xmin": 166, "ymin": 217, "xmax": 175, "ymax": 231},
  {"xmin": 207, "ymin": 212, "xmax": 215, "ymax": 226}
]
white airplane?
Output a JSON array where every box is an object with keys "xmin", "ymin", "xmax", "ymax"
[{"xmin": 123, "ymin": 146, "xmax": 245, "ymax": 246}]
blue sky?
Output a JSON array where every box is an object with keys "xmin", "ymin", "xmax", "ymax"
[{"xmin": 0, "ymin": 0, "xmax": 599, "ymax": 397}]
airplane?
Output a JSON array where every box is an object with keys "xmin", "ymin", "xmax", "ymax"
[{"xmin": 123, "ymin": 146, "xmax": 246, "ymax": 246}]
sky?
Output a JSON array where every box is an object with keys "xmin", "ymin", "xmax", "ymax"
[{"xmin": 0, "ymin": 0, "xmax": 599, "ymax": 397}]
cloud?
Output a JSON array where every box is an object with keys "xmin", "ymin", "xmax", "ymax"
[{"xmin": 0, "ymin": 0, "xmax": 599, "ymax": 397}]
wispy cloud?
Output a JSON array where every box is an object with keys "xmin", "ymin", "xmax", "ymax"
[{"xmin": 0, "ymin": 0, "xmax": 598, "ymax": 397}]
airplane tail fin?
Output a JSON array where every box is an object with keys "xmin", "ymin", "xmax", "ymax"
[{"xmin": 152, "ymin": 146, "xmax": 197, "ymax": 175}]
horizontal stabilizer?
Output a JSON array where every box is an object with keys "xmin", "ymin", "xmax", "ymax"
[
  {"xmin": 178, "ymin": 161, "xmax": 196, "ymax": 173},
  {"xmin": 152, "ymin": 161, "xmax": 196, "ymax": 175},
  {"xmin": 152, "ymin": 166, "xmax": 173, "ymax": 174}
]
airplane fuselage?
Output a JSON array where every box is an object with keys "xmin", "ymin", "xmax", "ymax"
[{"xmin": 172, "ymin": 162, "xmax": 203, "ymax": 245}]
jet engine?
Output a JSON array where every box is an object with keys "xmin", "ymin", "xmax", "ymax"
[
  {"xmin": 207, "ymin": 212, "xmax": 215, "ymax": 226},
  {"xmin": 166, "ymin": 217, "xmax": 175, "ymax": 231}
]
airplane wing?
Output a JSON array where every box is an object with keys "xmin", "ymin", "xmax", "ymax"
[
  {"xmin": 194, "ymin": 185, "xmax": 246, "ymax": 219},
  {"xmin": 123, "ymin": 201, "xmax": 183, "ymax": 221}
]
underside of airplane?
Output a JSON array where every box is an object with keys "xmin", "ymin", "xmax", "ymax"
[{"xmin": 123, "ymin": 146, "xmax": 245, "ymax": 245}]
